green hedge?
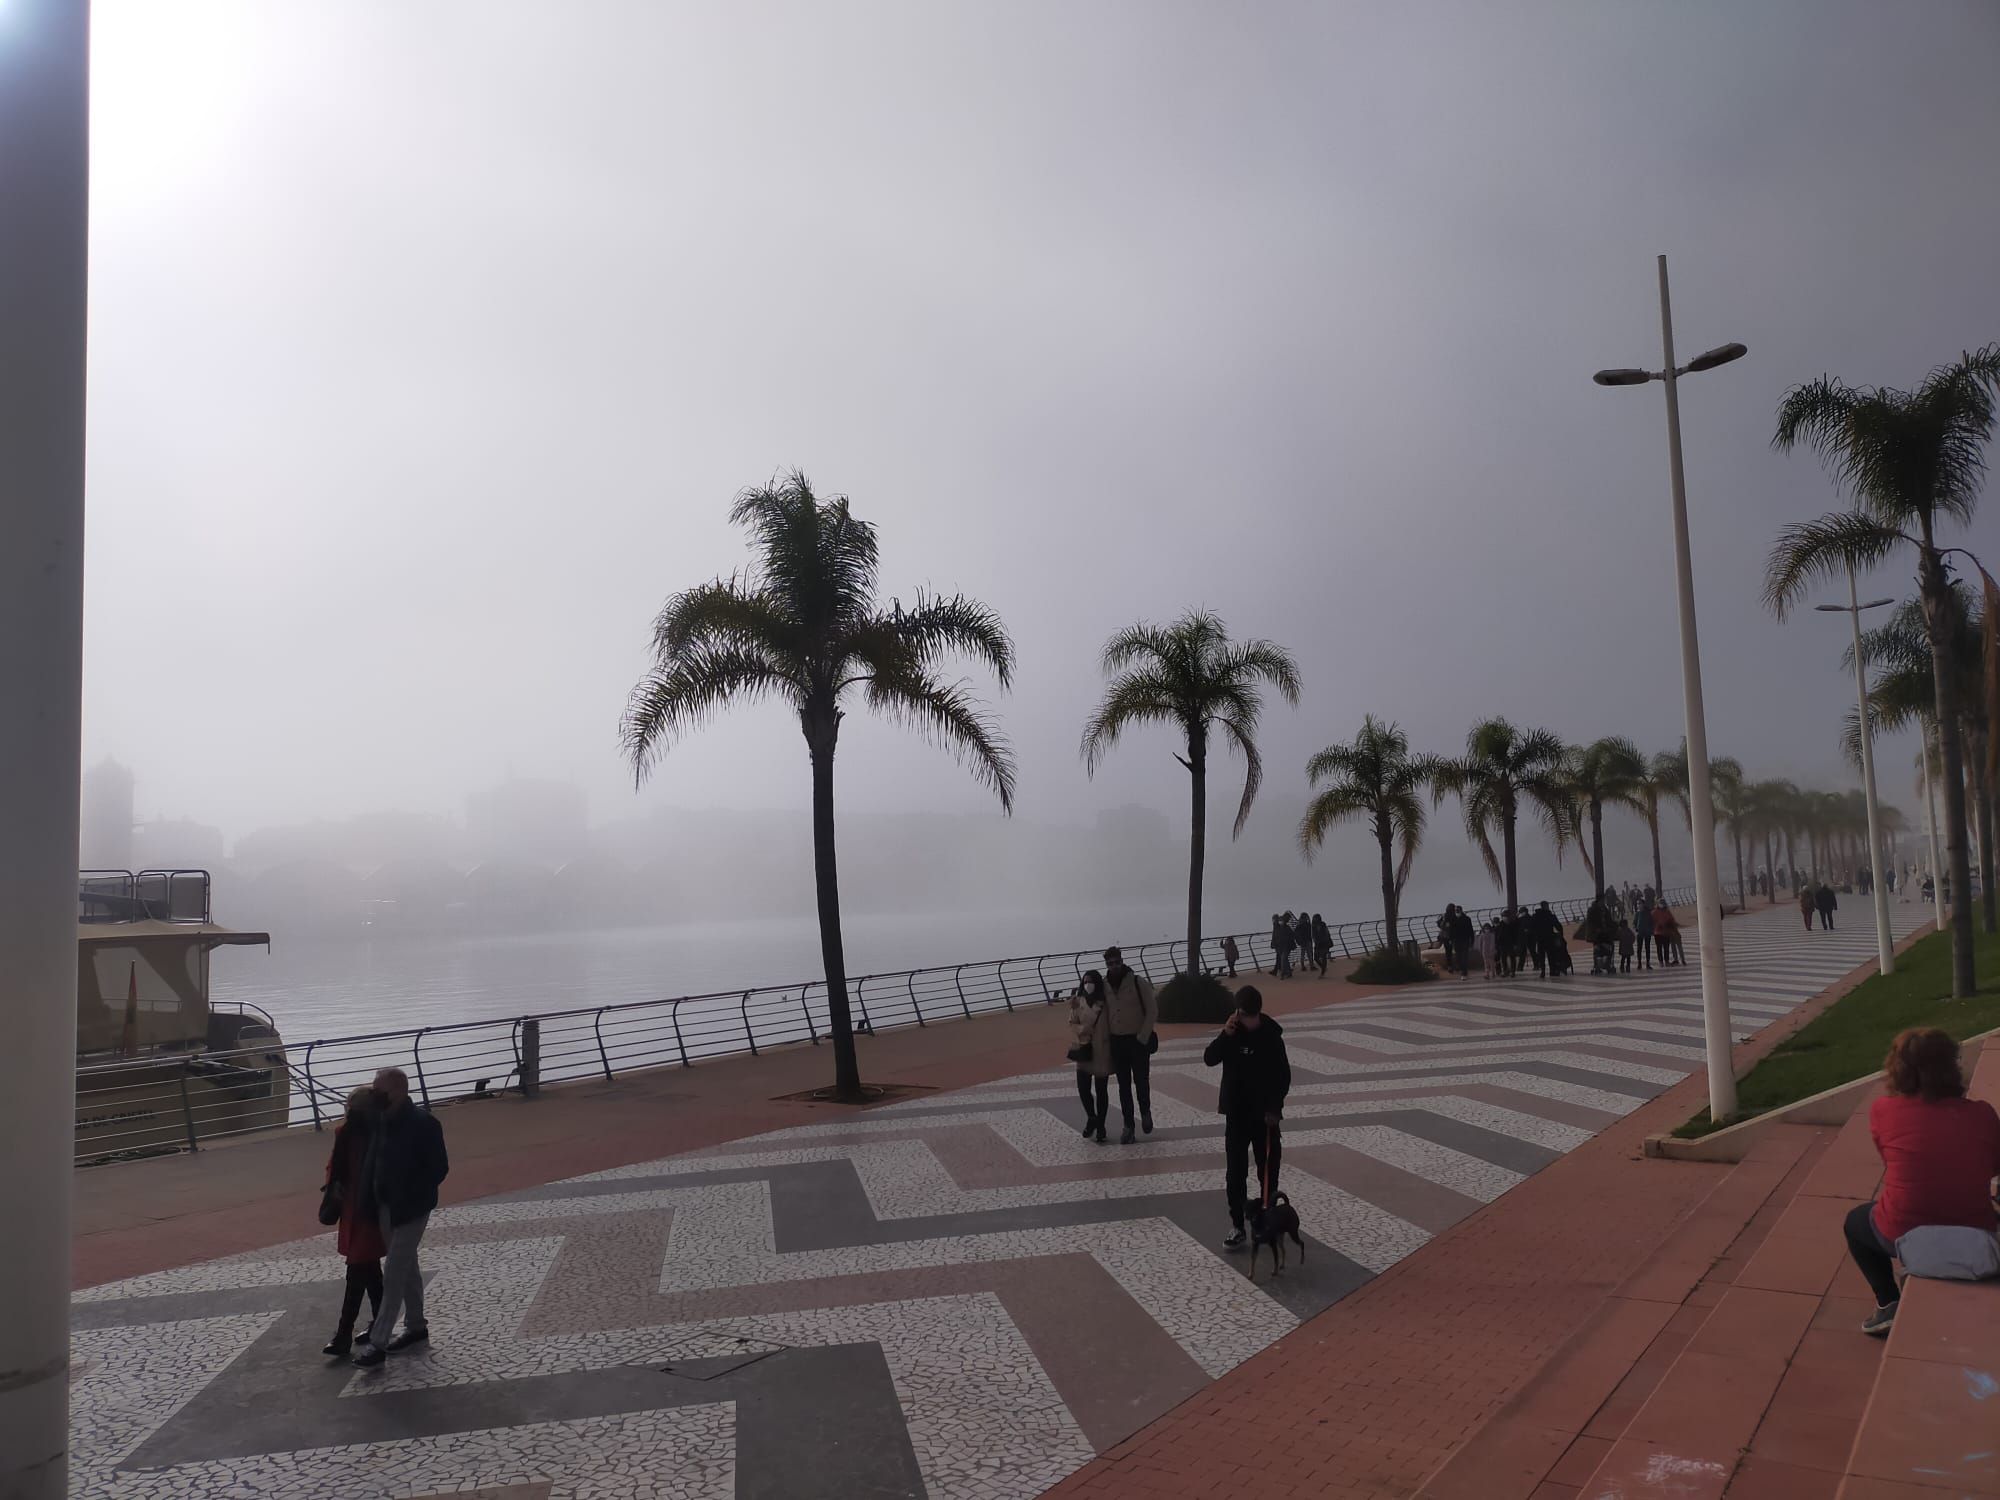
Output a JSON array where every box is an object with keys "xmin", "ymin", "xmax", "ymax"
[
  {"xmin": 1350, "ymin": 947, "xmax": 1436, "ymax": 986},
  {"xmin": 1156, "ymin": 971, "xmax": 1237, "ymax": 1023}
]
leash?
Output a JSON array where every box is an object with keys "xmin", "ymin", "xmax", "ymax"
[{"xmin": 1261, "ymin": 1119, "xmax": 1275, "ymax": 1209}]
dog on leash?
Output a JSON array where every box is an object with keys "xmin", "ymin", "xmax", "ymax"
[{"xmin": 1246, "ymin": 1190, "xmax": 1305, "ymax": 1281}]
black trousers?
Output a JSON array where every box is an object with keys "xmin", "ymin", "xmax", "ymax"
[
  {"xmin": 337, "ymin": 1259, "xmax": 384, "ymax": 1336},
  {"xmin": 1225, "ymin": 1114, "xmax": 1282, "ymax": 1228},
  {"xmin": 1637, "ymin": 934, "xmax": 1653, "ymax": 967},
  {"xmin": 1843, "ymin": 1201, "xmax": 1899, "ymax": 1306},
  {"xmin": 1109, "ymin": 1033, "xmax": 1152, "ymax": 1125},
  {"xmin": 1819, "ymin": 908, "xmax": 1834, "ymax": 929},
  {"xmin": 1074, "ymin": 1068, "xmax": 1108, "ymax": 1124}
]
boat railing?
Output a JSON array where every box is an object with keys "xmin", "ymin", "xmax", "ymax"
[
  {"xmin": 78, "ymin": 868, "xmax": 213, "ymax": 925},
  {"xmin": 71, "ymin": 883, "xmax": 1696, "ymax": 1163}
]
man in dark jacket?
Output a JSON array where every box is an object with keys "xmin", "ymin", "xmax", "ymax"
[
  {"xmin": 353, "ymin": 1066, "xmax": 449, "ymax": 1366},
  {"xmin": 1203, "ymin": 986, "xmax": 1292, "ymax": 1249}
]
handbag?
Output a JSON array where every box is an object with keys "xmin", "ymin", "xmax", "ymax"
[
  {"xmin": 1146, "ymin": 1031, "xmax": 1160, "ymax": 1056},
  {"xmin": 1896, "ymin": 1224, "xmax": 2000, "ymax": 1281},
  {"xmin": 1066, "ymin": 1044, "xmax": 1092, "ymax": 1065},
  {"xmin": 318, "ymin": 1180, "xmax": 343, "ymax": 1227}
]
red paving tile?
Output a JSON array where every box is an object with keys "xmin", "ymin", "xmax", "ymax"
[
  {"xmin": 1583, "ymin": 1438, "xmax": 1732, "ymax": 1500},
  {"xmin": 1687, "ymin": 1287, "xmax": 1819, "ymax": 1363},
  {"xmin": 1725, "ymin": 1455, "xmax": 1843, "ymax": 1499},
  {"xmin": 1846, "ymin": 1353, "xmax": 2000, "ymax": 1495},
  {"xmin": 1886, "ymin": 1279, "xmax": 2000, "ymax": 1367},
  {"xmin": 1547, "ymin": 1435, "xmax": 1614, "ymax": 1487},
  {"xmin": 1837, "ymin": 1478, "xmax": 1984, "ymax": 1499},
  {"xmin": 1624, "ymin": 1349, "xmax": 1789, "ymax": 1462}
]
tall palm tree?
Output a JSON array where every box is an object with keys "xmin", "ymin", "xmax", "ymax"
[
  {"xmin": 1749, "ymin": 779, "xmax": 1798, "ymax": 903},
  {"xmin": 1299, "ymin": 717, "xmax": 1444, "ymax": 948},
  {"xmin": 622, "ymin": 472, "xmax": 1015, "ymax": 1100},
  {"xmin": 1711, "ymin": 761, "xmax": 1754, "ymax": 909},
  {"xmin": 1766, "ymin": 344, "xmax": 2000, "ymax": 995},
  {"xmin": 1433, "ymin": 718, "xmax": 1573, "ymax": 910},
  {"xmin": 1646, "ymin": 742, "xmax": 1744, "ymax": 896},
  {"xmin": 1568, "ymin": 737, "xmax": 1648, "ymax": 898},
  {"xmin": 1081, "ymin": 611, "xmax": 1300, "ymax": 977}
]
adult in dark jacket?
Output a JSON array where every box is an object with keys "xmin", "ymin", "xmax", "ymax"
[
  {"xmin": 321, "ymin": 1087, "xmax": 388, "ymax": 1356},
  {"xmin": 353, "ymin": 1066, "xmax": 449, "ymax": 1366},
  {"xmin": 1203, "ymin": 986, "xmax": 1292, "ymax": 1248},
  {"xmin": 1816, "ymin": 883, "xmax": 1837, "ymax": 930}
]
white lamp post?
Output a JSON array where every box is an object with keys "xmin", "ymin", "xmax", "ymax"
[
  {"xmin": 1814, "ymin": 570, "xmax": 1895, "ymax": 974},
  {"xmin": 1594, "ymin": 255, "xmax": 1745, "ymax": 1123}
]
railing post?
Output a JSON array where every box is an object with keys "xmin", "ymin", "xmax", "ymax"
[
  {"xmin": 852, "ymin": 976, "xmax": 874, "ymax": 1036},
  {"xmin": 1072, "ymin": 953, "xmax": 1084, "ymax": 983},
  {"xmin": 177, "ymin": 1071, "xmax": 200, "ymax": 1153},
  {"xmin": 593, "ymin": 1008, "xmax": 613, "ymax": 1079},
  {"xmin": 800, "ymin": 984, "xmax": 818, "ymax": 1044},
  {"xmin": 741, "ymin": 991, "xmax": 758, "ymax": 1055},
  {"xmin": 996, "ymin": 962, "xmax": 1011, "ymax": 1011},
  {"xmin": 303, "ymin": 1042, "xmax": 322, "ymax": 1131},
  {"xmin": 520, "ymin": 1017, "xmax": 541, "ymax": 1099},
  {"xmin": 907, "ymin": 972, "xmax": 926, "ymax": 1026},
  {"xmin": 1033, "ymin": 956, "xmax": 1047, "ymax": 1002},
  {"xmin": 672, "ymin": 998, "xmax": 690, "ymax": 1068},
  {"xmin": 1247, "ymin": 934, "xmax": 1263, "ymax": 969},
  {"xmin": 412, "ymin": 1030, "xmax": 431, "ymax": 1106},
  {"xmin": 954, "ymin": 965, "xmax": 974, "ymax": 1016}
]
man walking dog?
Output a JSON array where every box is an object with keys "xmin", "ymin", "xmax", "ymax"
[{"xmin": 1203, "ymin": 986, "xmax": 1291, "ymax": 1249}]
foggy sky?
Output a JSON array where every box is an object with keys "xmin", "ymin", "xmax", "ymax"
[{"xmin": 80, "ymin": 1, "xmax": 2000, "ymax": 901}]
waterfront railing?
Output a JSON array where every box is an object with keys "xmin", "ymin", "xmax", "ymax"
[{"xmin": 71, "ymin": 884, "xmax": 1696, "ymax": 1163}]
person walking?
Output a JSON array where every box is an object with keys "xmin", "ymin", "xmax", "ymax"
[
  {"xmin": 1798, "ymin": 883, "xmax": 1816, "ymax": 931},
  {"xmin": 1202, "ymin": 986, "xmax": 1292, "ymax": 1250},
  {"xmin": 1438, "ymin": 906, "xmax": 1460, "ymax": 976},
  {"xmin": 1310, "ymin": 914, "xmax": 1332, "ymax": 977},
  {"xmin": 1102, "ymin": 946, "xmax": 1158, "ymax": 1144},
  {"xmin": 1816, "ymin": 883, "xmax": 1838, "ymax": 931},
  {"xmin": 1635, "ymin": 899, "xmax": 1656, "ymax": 970},
  {"xmin": 1271, "ymin": 913, "xmax": 1295, "ymax": 979},
  {"xmin": 1653, "ymin": 903, "xmax": 1683, "ymax": 966},
  {"xmin": 1616, "ymin": 918, "xmax": 1636, "ymax": 974},
  {"xmin": 320, "ymin": 1087, "xmax": 387, "ymax": 1358},
  {"xmin": 1293, "ymin": 911, "xmax": 1314, "ymax": 971},
  {"xmin": 351, "ymin": 1066, "xmax": 449, "ymax": 1368},
  {"xmin": 1219, "ymin": 934, "xmax": 1240, "ymax": 978},
  {"xmin": 1474, "ymin": 920, "xmax": 1497, "ymax": 981},
  {"xmin": 1067, "ymin": 970, "xmax": 1112, "ymax": 1143}
]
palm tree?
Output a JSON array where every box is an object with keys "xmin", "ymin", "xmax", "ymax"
[
  {"xmin": 1711, "ymin": 761, "xmax": 1754, "ymax": 909},
  {"xmin": 1749, "ymin": 779, "xmax": 1798, "ymax": 903},
  {"xmin": 622, "ymin": 472, "xmax": 1015, "ymax": 1100},
  {"xmin": 1568, "ymin": 737, "xmax": 1648, "ymax": 899},
  {"xmin": 1434, "ymin": 718, "xmax": 1573, "ymax": 910},
  {"xmin": 1646, "ymin": 742, "xmax": 1744, "ymax": 896},
  {"xmin": 1766, "ymin": 344, "xmax": 2000, "ymax": 995},
  {"xmin": 1081, "ymin": 611, "xmax": 1300, "ymax": 978},
  {"xmin": 1299, "ymin": 717, "xmax": 1444, "ymax": 948}
]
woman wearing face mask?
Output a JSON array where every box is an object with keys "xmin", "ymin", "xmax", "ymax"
[
  {"xmin": 1067, "ymin": 969, "xmax": 1113, "ymax": 1144},
  {"xmin": 320, "ymin": 1086, "xmax": 388, "ymax": 1357}
]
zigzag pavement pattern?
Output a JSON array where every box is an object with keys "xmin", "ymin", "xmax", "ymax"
[{"xmin": 69, "ymin": 901, "xmax": 1926, "ymax": 1499}]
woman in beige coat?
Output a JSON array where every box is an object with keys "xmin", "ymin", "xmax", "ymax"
[{"xmin": 1068, "ymin": 969, "xmax": 1113, "ymax": 1144}]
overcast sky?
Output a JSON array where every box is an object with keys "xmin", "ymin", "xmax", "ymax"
[{"xmin": 82, "ymin": 1, "xmax": 2000, "ymax": 869}]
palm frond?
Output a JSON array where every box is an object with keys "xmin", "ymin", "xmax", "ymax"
[
  {"xmin": 883, "ymin": 589, "xmax": 1017, "ymax": 689},
  {"xmin": 1218, "ymin": 714, "xmax": 1265, "ymax": 839},
  {"xmin": 866, "ymin": 672, "xmax": 1017, "ymax": 811},
  {"xmin": 1079, "ymin": 670, "xmax": 1183, "ymax": 775},
  {"xmin": 621, "ymin": 646, "xmax": 800, "ymax": 786},
  {"xmin": 653, "ymin": 579, "xmax": 795, "ymax": 658},
  {"xmin": 1762, "ymin": 513, "xmax": 1910, "ymax": 619}
]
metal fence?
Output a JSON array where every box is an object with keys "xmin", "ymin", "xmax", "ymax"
[{"xmin": 72, "ymin": 884, "xmax": 1695, "ymax": 1163}]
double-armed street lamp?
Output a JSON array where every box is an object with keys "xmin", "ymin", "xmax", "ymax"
[
  {"xmin": 1815, "ymin": 576, "xmax": 1896, "ymax": 975},
  {"xmin": 1593, "ymin": 254, "xmax": 1746, "ymax": 1123}
]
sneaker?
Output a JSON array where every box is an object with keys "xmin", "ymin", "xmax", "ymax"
[
  {"xmin": 1222, "ymin": 1227, "xmax": 1247, "ymax": 1249},
  {"xmin": 385, "ymin": 1326, "xmax": 430, "ymax": 1353},
  {"xmin": 1140, "ymin": 1112, "xmax": 1153, "ymax": 1135},
  {"xmin": 1119, "ymin": 1125, "xmax": 1136, "ymax": 1145},
  {"xmin": 1861, "ymin": 1301, "xmax": 1899, "ymax": 1337},
  {"xmin": 351, "ymin": 1341, "xmax": 386, "ymax": 1368}
]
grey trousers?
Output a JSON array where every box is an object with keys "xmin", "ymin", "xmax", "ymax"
[{"xmin": 367, "ymin": 1209, "xmax": 431, "ymax": 1347}]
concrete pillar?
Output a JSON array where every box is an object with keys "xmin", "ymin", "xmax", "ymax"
[{"xmin": 0, "ymin": 3, "xmax": 89, "ymax": 1495}]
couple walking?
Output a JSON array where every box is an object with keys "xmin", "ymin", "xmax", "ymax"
[
  {"xmin": 321, "ymin": 1066, "xmax": 451, "ymax": 1365},
  {"xmin": 1066, "ymin": 946, "xmax": 1159, "ymax": 1144}
]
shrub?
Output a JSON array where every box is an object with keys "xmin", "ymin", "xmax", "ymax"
[
  {"xmin": 1350, "ymin": 947, "xmax": 1435, "ymax": 986},
  {"xmin": 1156, "ymin": 971, "xmax": 1237, "ymax": 1023}
]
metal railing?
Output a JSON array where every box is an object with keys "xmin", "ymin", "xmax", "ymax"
[
  {"xmin": 79, "ymin": 868, "xmax": 214, "ymax": 925},
  {"xmin": 71, "ymin": 884, "xmax": 1694, "ymax": 1163}
]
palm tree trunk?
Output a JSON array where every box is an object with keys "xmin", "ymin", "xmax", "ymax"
[
  {"xmin": 1186, "ymin": 733, "xmax": 1206, "ymax": 978},
  {"xmin": 1764, "ymin": 830, "xmax": 1777, "ymax": 903},
  {"xmin": 1377, "ymin": 817, "xmax": 1398, "ymax": 952},
  {"xmin": 808, "ymin": 721, "xmax": 862, "ymax": 1100},
  {"xmin": 1649, "ymin": 810, "xmax": 1664, "ymax": 895},
  {"xmin": 1973, "ymin": 753, "xmax": 1997, "ymax": 935},
  {"xmin": 1784, "ymin": 829, "xmax": 1797, "ymax": 892},
  {"xmin": 1502, "ymin": 803, "xmax": 1519, "ymax": 911},
  {"xmin": 1733, "ymin": 831, "xmax": 1746, "ymax": 910},
  {"xmin": 1590, "ymin": 799, "xmax": 1605, "ymax": 900},
  {"xmin": 1920, "ymin": 546, "xmax": 1977, "ymax": 996}
]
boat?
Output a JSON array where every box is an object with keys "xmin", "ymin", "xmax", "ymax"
[{"xmin": 73, "ymin": 868, "xmax": 292, "ymax": 1161}]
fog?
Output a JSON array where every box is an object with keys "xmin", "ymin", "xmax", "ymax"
[{"xmin": 79, "ymin": 1, "xmax": 2000, "ymax": 944}]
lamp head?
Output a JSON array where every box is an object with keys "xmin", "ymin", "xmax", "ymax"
[
  {"xmin": 1592, "ymin": 368, "xmax": 1654, "ymax": 387},
  {"xmin": 1684, "ymin": 342, "xmax": 1748, "ymax": 373}
]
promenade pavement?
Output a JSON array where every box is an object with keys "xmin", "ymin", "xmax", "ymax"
[{"xmin": 67, "ymin": 900, "xmax": 1926, "ymax": 1499}]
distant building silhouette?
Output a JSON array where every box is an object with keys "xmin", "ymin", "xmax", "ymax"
[
  {"xmin": 466, "ymin": 779, "xmax": 587, "ymax": 868},
  {"xmin": 80, "ymin": 759, "xmax": 134, "ymax": 870}
]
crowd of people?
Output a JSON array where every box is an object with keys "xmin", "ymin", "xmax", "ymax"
[
  {"xmin": 1263, "ymin": 910, "xmax": 1332, "ymax": 978},
  {"xmin": 1429, "ymin": 885, "xmax": 1684, "ymax": 981}
]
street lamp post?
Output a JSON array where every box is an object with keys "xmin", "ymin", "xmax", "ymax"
[
  {"xmin": 1594, "ymin": 254, "xmax": 1745, "ymax": 1123},
  {"xmin": 1814, "ymin": 570, "xmax": 1895, "ymax": 975}
]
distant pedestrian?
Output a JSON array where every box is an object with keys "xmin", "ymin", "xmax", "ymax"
[
  {"xmin": 1102, "ymin": 946, "xmax": 1158, "ymax": 1144},
  {"xmin": 1204, "ymin": 985, "xmax": 1291, "ymax": 1251},
  {"xmin": 1617, "ymin": 919, "xmax": 1635, "ymax": 974},
  {"xmin": 1271, "ymin": 913, "xmax": 1295, "ymax": 979},
  {"xmin": 1067, "ymin": 970, "xmax": 1112, "ymax": 1144},
  {"xmin": 1452, "ymin": 906, "xmax": 1476, "ymax": 977},
  {"xmin": 321, "ymin": 1087, "xmax": 386, "ymax": 1358},
  {"xmin": 1437, "ymin": 907, "xmax": 1460, "ymax": 975},
  {"xmin": 1816, "ymin": 883, "xmax": 1838, "ymax": 931},
  {"xmin": 1654, "ymin": 905, "xmax": 1683, "ymax": 966},
  {"xmin": 1799, "ymin": 883, "xmax": 1816, "ymax": 931},
  {"xmin": 1311, "ymin": 914, "xmax": 1332, "ymax": 976},
  {"xmin": 1293, "ymin": 911, "xmax": 1314, "ymax": 969},
  {"xmin": 1219, "ymin": 934, "xmax": 1240, "ymax": 978},
  {"xmin": 351, "ymin": 1066, "xmax": 449, "ymax": 1367},
  {"xmin": 1584, "ymin": 898, "xmax": 1615, "ymax": 975},
  {"xmin": 1635, "ymin": 900, "xmax": 1656, "ymax": 970},
  {"xmin": 1474, "ymin": 921, "xmax": 1497, "ymax": 980}
]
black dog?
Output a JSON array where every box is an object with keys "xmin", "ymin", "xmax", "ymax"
[{"xmin": 1246, "ymin": 1190, "xmax": 1305, "ymax": 1281}]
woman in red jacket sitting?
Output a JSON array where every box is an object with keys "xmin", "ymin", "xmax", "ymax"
[
  {"xmin": 322, "ymin": 1086, "xmax": 389, "ymax": 1356},
  {"xmin": 1845, "ymin": 1028, "xmax": 2000, "ymax": 1335}
]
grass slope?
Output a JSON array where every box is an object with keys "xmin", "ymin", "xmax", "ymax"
[{"xmin": 1675, "ymin": 921, "xmax": 2000, "ymax": 1138}]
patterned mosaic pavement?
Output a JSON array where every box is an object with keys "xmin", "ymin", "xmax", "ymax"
[{"xmin": 70, "ymin": 901, "xmax": 1928, "ymax": 1499}]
